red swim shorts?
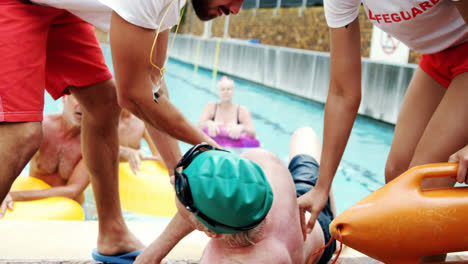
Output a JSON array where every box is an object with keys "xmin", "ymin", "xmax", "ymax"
[
  {"xmin": 0, "ymin": 0, "xmax": 112, "ymax": 122},
  {"xmin": 419, "ymin": 41, "xmax": 468, "ymax": 88}
]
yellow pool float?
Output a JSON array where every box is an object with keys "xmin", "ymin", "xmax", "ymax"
[
  {"xmin": 119, "ymin": 160, "xmax": 177, "ymax": 217},
  {"xmin": 3, "ymin": 176, "xmax": 85, "ymax": 221}
]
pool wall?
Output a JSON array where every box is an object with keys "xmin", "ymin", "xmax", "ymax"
[{"xmin": 169, "ymin": 34, "xmax": 417, "ymax": 125}]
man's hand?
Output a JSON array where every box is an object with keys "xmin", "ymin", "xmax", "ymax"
[
  {"xmin": 134, "ymin": 248, "xmax": 166, "ymax": 264},
  {"xmin": 227, "ymin": 124, "xmax": 243, "ymax": 140},
  {"xmin": 297, "ymin": 187, "xmax": 329, "ymax": 239},
  {"xmin": 0, "ymin": 193, "xmax": 13, "ymax": 218},
  {"xmin": 121, "ymin": 147, "xmax": 160, "ymax": 175},
  {"xmin": 449, "ymin": 144, "xmax": 468, "ymax": 184}
]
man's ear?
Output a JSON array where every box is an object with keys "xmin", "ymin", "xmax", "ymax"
[{"xmin": 204, "ymin": 229, "xmax": 221, "ymax": 239}]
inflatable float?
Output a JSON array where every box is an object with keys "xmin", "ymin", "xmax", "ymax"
[
  {"xmin": 3, "ymin": 175, "xmax": 85, "ymax": 220},
  {"xmin": 329, "ymin": 163, "xmax": 468, "ymax": 264},
  {"xmin": 202, "ymin": 126, "xmax": 260, "ymax": 148},
  {"xmin": 119, "ymin": 160, "xmax": 177, "ymax": 217}
]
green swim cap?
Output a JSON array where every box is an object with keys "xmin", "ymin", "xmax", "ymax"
[{"xmin": 183, "ymin": 150, "xmax": 274, "ymax": 234}]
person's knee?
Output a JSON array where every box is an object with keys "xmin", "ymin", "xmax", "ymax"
[
  {"xmin": 293, "ymin": 127, "xmax": 318, "ymax": 140},
  {"xmin": 71, "ymin": 80, "xmax": 121, "ymax": 125},
  {"xmin": 2, "ymin": 122, "xmax": 43, "ymax": 173},
  {"xmin": 384, "ymin": 159, "xmax": 407, "ymax": 183},
  {"xmin": 290, "ymin": 127, "xmax": 321, "ymax": 162}
]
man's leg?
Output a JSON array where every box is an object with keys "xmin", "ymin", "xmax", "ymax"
[
  {"xmin": 409, "ymin": 72, "xmax": 468, "ymax": 263},
  {"xmin": 0, "ymin": 1, "xmax": 53, "ymax": 210},
  {"xmin": 0, "ymin": 122, "xmax": 42, "ymax": 205},
  {"xmin": 69, "ymin": 80, "xmax": 144, "ymax": 254},
  {"xmin": 385, "ymin": 67, "xmax": 445, "ymax": 183},
  {"xmin": 409, "ymin": 72, "xmax": 468, "ymax": 188},
  {"xmin": 289, "ymin": 127, "xmax": 321, "ymax": 164},
  {"xmin": 44, "ymin": 10, "xmax": 143, "ymax": 253}
]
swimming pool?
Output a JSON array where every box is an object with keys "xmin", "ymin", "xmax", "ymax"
[{"xmin": 41, "ymin": 44, "xmax": 394, "ymax": 218}]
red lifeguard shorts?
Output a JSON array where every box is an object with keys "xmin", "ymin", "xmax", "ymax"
[
  {"xmin": 419, "ymin": 41, "xmax": 468, "ymax": 88},
  {"xmin": 0, "ymin": 0, "xmax": 112, "ymax": 122}
]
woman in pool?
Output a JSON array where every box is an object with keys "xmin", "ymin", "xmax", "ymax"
[{"xmin": 198, "ymin": 76, "xmax": 256, "ymax": 141}]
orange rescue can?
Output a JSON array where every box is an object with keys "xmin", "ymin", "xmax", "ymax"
[{"xmin": 330, "ymin": 163, "xmax": 468, "ymax": 264}]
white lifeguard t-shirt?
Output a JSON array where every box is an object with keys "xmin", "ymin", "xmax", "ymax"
[
  {"xmin": 30, "ymin": 0, "xmax": 186, "ymax": 32},
  {"xmin": 324, "ymin": 0, "xmax": 468, "ymax": 54}
]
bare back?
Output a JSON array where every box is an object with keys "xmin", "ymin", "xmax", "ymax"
[{"xmin": 201, "ymin": 149, "xmax": 305, "ymax": 264}]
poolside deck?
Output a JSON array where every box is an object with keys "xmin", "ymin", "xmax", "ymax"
[{"xmin": 2, "ymin": 220, "xmax": 468, "ymax": 264}]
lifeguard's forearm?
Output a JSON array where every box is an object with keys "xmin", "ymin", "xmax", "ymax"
[
  {"xmin": 316, "ymin": 91, "xmax": 360, "ymax": 192},
  {"xmin": 316, "ymin": 20, "xmax": 362, "ymax": 192},
  {"xmin": 123, "ymin": 90, "xmax": 209, "ymax": 146},
  {"xmin": 145, "ymin": 123, "xmax": 181, "ymax": 172}
]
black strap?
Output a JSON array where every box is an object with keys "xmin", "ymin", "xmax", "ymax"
[{"xmin": 19, "ymin": 0, "xmax": 33, "ymax": 3}]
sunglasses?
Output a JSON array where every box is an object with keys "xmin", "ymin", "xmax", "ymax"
[{"xmin": 174, "ymin": 143, "xmax": 263, "ymax": 232}]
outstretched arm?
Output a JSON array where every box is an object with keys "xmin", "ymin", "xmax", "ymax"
[
  {"xmin": 11, "ymin": 159, "xmax": 90, "ymax": 203},
  {"xmin": 109, "ymin": 12, "xmax": 218, "ymax": 147},
  {"xmin": 135, "ymin": 211, "xmax": 196, "ymax": 264},
  {"xmin": 298, "ymin": 17, "xmax": 362, "ymax": 233}
]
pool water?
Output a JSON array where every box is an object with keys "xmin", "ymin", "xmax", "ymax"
[
  {"xmin": 40, "ymin": 44, "xmax": 395, "ymax": 219},
  {"xmin": 162, "ymin": 61, "xmax": 393, "ymax": 215}
]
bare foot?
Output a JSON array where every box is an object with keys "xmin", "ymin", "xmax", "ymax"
[{"xmin": 96, "ymin": 223, "xmax": 145, "ymax": 255}]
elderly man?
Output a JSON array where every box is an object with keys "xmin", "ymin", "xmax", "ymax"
[
  {"xmin": 135, "ymin": 127, "xmax": 337, "ymax": 264},
  {"xmin": 2, "ymin": 95, "xmax": 158, "ymax": 207}
]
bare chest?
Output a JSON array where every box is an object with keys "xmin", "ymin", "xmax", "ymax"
[
  {"xmin": 213, "ymin": 106, "xmax": 239, "ymax": 126},
  {"xmin": 32, "ymin": 135, "xmax": 82, "ymax": 184}
]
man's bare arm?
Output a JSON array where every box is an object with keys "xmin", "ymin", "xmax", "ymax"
[
  {"xmin": 109, "ymin": 12, "xmax": 218, "ymax": 147},
  {"xmin": 135, "ymin": 212, "xmax": 196, "ymax": 264},
  {"xmin": 12, "ymin": 159, "xmax": 90, "ymax": 203}
]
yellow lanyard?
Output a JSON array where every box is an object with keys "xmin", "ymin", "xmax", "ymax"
[
  {"xmin": 150, "ymin": 0, "xmax": 186, "ymax": 77},
  {"xmin": 150, "ymin": 0, "xmax": 186, "ymax": 102}
]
